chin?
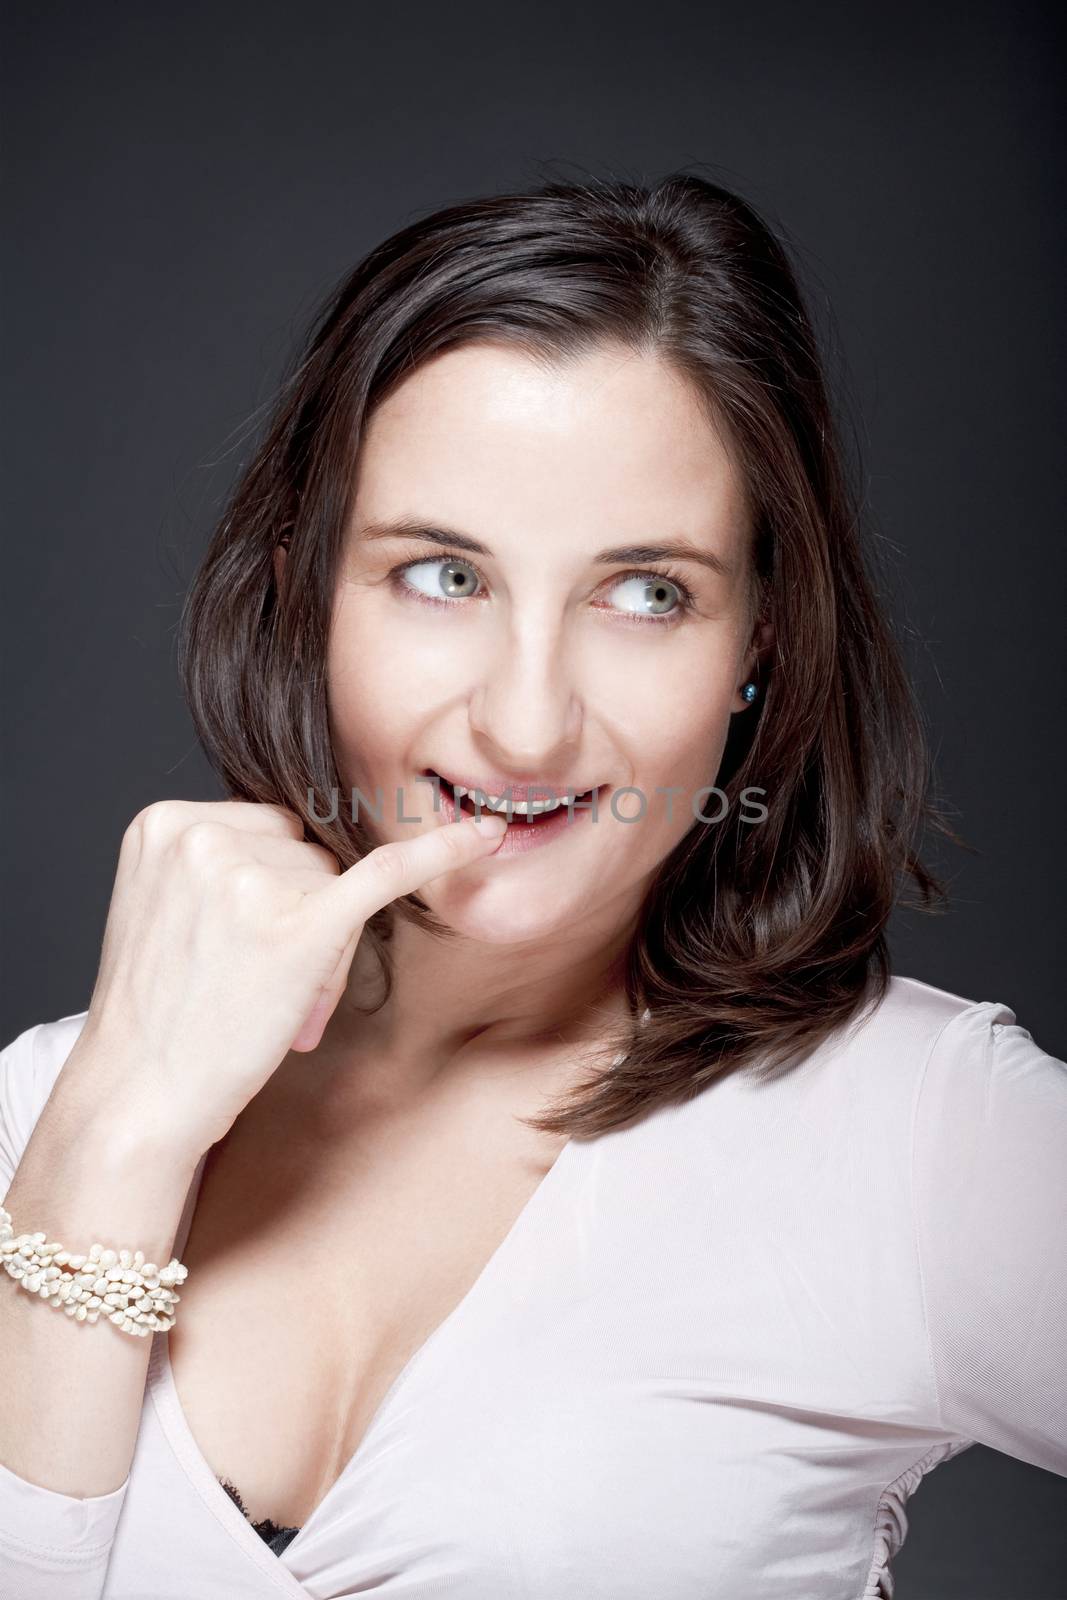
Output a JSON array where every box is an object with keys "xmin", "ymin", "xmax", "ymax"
[{"xmin": 422, "ymin": 880, "xmax": 585, "ymax": 947}]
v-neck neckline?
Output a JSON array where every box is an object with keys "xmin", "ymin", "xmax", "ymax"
[{"xmin": 148, "ymin": 1125, "xmax": 586, "ymax": 1582}]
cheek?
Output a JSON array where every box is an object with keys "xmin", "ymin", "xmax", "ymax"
[
  {"xmin": 328, "ymin": 589, "xmax": 468, "ymax": 705},
  {"xmin": 325, "ymin": 599, "xmax": 427, "ymax": 774},
  {"xmin": 620, "ymin": 671, "xmax": 737, "ymax": 793}
]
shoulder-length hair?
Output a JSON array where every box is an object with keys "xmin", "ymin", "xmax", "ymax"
[{"xmin": 178, "ymin": 170, "xmax": 958, "ymax": 1138}]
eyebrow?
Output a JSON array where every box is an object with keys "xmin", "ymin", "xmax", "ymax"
[{"xmin": 355, "ymin": 517, "xmax": 736, "ymax": 580}]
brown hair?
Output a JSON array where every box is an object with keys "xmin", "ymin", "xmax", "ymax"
[{"xmin": 178, "ymin": 169, "xmax": 961, "ymax": 1138}]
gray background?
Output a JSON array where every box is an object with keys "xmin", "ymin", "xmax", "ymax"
[{"xmin": 2, "ymin": 2, "xmax": 1064, "ymax": 1592}]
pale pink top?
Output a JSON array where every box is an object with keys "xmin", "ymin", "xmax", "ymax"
[{"xmin": 1, "ymin": 975, "xmax": 1065, "ymax": 1599}]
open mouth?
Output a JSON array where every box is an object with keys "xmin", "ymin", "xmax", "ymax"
[{"xmin": 424, "ymin": 770, "xmax": 602, "ymax": 825}]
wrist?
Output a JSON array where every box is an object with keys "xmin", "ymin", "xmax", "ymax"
[{"xmin": 51, "ymin": 1035, "xmax": 207, "ymax": 1178}]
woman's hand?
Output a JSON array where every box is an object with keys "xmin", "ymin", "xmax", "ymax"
[{"xmin": 66, "ymin": 799, "xmax": 507, "ymax": 1158}]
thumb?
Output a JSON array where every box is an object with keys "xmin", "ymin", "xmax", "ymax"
[{"xmin": 290, "ymin": 925, "xmax": 361, "ymax": 1053}]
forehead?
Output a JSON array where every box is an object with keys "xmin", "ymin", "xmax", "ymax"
[{"xmin": 351, "ymin": 341, "xmax": 748, "ymax": 542}]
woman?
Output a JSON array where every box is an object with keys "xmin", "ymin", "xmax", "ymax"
[{"xmin": 1, "ymin": 172, "xmax": 1064, "ymax": 1599}]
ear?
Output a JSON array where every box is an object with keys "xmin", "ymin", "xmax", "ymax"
[{"xmin": 732, "ymin": 618, "xmax": 775, "ymax": 713}]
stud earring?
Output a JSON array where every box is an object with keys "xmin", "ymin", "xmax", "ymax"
[{"xmin": 741, "ymin": 682, "xmax": 758, "ymax": 704}]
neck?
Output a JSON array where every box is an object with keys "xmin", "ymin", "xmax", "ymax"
[{"xmin": 306, "ymin": 906, "xmax": 637, "ymax": 1112}]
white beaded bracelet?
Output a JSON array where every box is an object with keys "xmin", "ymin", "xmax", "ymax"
[{"xmin": 0, "ymin": 1204, "xmax": 188, "ymax": 1337}]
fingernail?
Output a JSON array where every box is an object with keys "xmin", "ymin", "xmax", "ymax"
[{"xmin": 470, "ymin": 813, "xmax": 508, "ymax": 837}]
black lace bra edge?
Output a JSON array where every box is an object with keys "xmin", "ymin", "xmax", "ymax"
[{"xmin": 217, "ymin": 1474, "xmax": 302, "ymax": 1551}]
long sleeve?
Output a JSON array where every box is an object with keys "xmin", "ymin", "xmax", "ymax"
[
  {"xmin": 912, "ymin": 999, "xmax": 1067, "ymax": 1474},
  {"xmin": 0, "ymin": 1020, "xmax": 130, "ymax": 1599}
]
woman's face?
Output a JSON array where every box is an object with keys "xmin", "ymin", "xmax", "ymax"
[{"xmin": 320, "ymin": 340, "xmax": 767, "ymax": 945}]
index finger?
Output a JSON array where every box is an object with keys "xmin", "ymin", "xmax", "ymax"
[{"xmin": 318, "ymin": 813, "xmax": 508, "ymax": 938}]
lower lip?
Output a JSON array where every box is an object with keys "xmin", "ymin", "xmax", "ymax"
[{"xmin": 431, "ymin": 779, "xmax": 607, "ymax": 855}]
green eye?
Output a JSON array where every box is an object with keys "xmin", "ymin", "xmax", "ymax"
[
  {"xmin": 399, "ymin": 558, "xmax": 483, "ymax": 601},
  {"xmin": 390, "ymin": 553, "xmax": 696, "ymax": 626},
  {"xmin": 608, "ymin": 574, "xmax": 686, "ymax": 618}
]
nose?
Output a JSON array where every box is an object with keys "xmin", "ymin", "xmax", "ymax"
[{"xmin": 467, "ymin": 614, "xmax": 584, "ymax": 775}]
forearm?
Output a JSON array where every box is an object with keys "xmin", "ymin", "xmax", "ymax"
[{"xmin": 0, "ymin": 1043, "xmax": 202, "ymax": 1500}]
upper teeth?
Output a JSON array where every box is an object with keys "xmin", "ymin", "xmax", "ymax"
[{"xmin": 452, "ymin": 784, "xmax": 582, "ymax": 816}]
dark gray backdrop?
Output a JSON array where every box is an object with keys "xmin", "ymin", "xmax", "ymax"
[{"xmin": 3, "ymin": 3, "xmax": 1065, "ymax": 1594}]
